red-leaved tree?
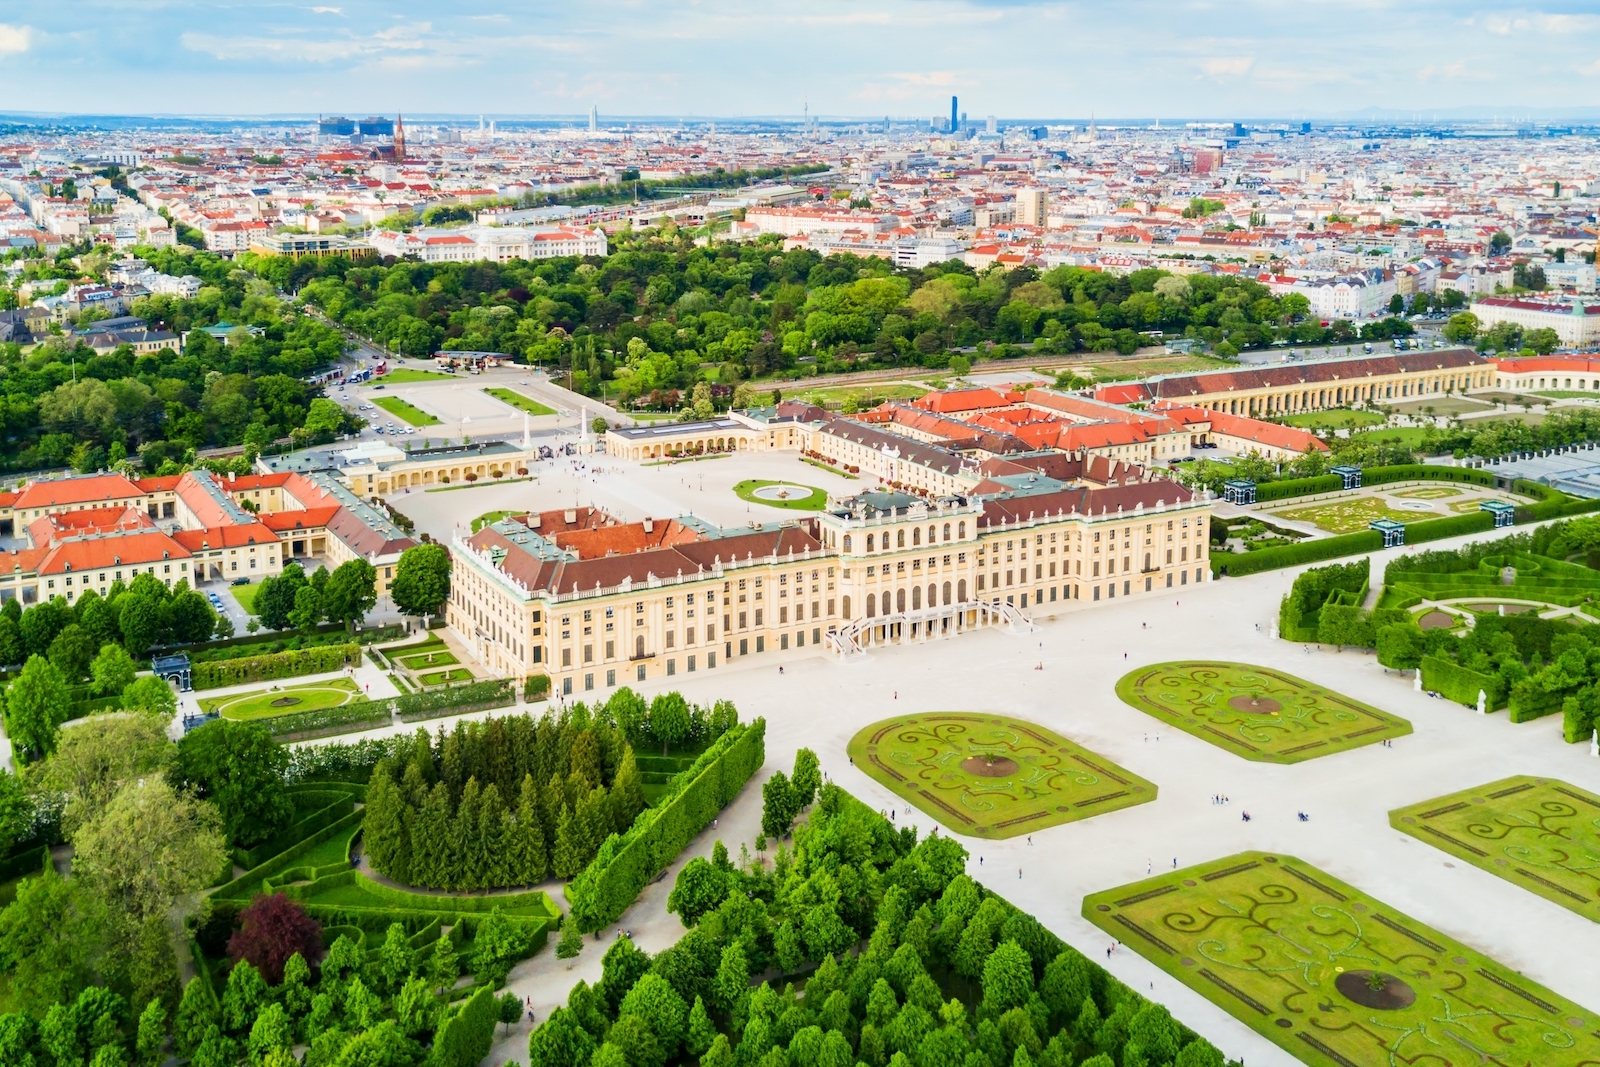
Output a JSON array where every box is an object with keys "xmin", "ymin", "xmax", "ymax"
[{"xmin": 227, "ymin": 893, "xmax": 324, "ymax": 984}]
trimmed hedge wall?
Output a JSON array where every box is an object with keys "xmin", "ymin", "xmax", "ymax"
[
  {"xmin": 566, "ymin": 718, "xmax": 766, "ymax": 933},
  {"xmin": 0, "ymin": 844, "xmax": 50, "ymax": 882},
  {"xmin": 1215, "ymin": 530, "xmax": 1383, "ymax": 578},
  {"xmin": 1421, "ymin": 655, "xmax": 1507, "ymax": 710},
  {"xmin": 394, "ymin": 679, "xmax": 515, "ymax": 723},
  {"xmin": 194, "ymin": 643, "xmax": 360, "ymax": 689},
  {"xmin": 261, "ymin": 701, "xmax": 392, "ymax": 742},
  {"xmin": 1255, "ymin": 474, "xmax": 1342, "ymax": 502},
  {"xmin": 212, "ymin": 806, "xmax": 365, "ymax": 902},
  {"xmin": 231, "ymin": 789, "xmax": 357, "ymax": 869},
  {"xmin": 433, "ymin": 986, "xmax": 500, "ymax": 1067},
  {"xmin": 1508, "ymin": 681, "xmax": 1566, "ymax": 724}
]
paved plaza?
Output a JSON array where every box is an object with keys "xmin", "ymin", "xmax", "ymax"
[
  {"xmin": 378, "ymin": 452, "xmax": 1600, "ymax": 1065},
  {"xmin": 390, "ymin": 449, "xmax": 872, "ymax": 541},
  {"xmin": 468, "ymin": 522, "xmax": 1600, "ymax": 1067}
]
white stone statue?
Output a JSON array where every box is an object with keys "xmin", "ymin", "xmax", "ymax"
[
  {"xmin": 1414, "ymin": 669, "xmax": 1422, "ymax": 692},
  {"xmin": 1477, "ymin": 690, "xmax": 1486, "ymax": 715}
]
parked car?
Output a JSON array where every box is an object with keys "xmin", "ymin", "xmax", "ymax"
[{"xmin": 232, "ymin": 577, "xmax": 250, "ymax": 586}]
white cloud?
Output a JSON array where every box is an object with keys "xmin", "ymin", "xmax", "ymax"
[
  {"xmin": 0, "ymin": 23, "xmax": 33, "ymax": 56},
  {"xmin": 1198, "ymin": 56, "xmax": 1253, "ymax": 78},
  {"xmin": 307, "ymin": 6, "xmax": 344, "ymax": 15}
]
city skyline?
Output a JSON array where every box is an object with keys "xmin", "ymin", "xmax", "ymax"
[{"xmin": 1, "ymin": 1, "xmax": 1599, "ymax": 118}]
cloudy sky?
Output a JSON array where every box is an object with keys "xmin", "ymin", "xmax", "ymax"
[{"xmin": 1, "ymin": 1, "xmax": 1599, "ymax": 119}]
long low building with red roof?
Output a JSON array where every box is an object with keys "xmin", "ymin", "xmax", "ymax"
[{"xmin": 1493, "ymin": 356, "xmax": 1600, "ymax": 394}]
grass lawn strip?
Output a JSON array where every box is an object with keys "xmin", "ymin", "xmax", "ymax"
[
  {"xmin": 1390, "ymin": 775, "xmax": 1600, "ymax": 921},
  {"xmin": 202, "ymin": 677, "xmax": 361, "ymax": 721},
  {"xmin": 375, "ymin": 368, "xmax": 455, "ymax": 384},
  {"xmin": 1084, "ymin": 851, "xmax": 1600, "ymax": 1067},
  {"xmin": 230, "ymin": 582, "xmax": 261, "ymax": 614},
  {"xmin": 1115, "ymin": 662, "xmax": 1411, "ymax": 763},
  {"xmin": 483, "ymin": 387, "xmax": 555, "ymax": 416},
  {"xmin": 1391, "ymin": 486, "xmax": 1465, "ymax": 499},
  {"xmin": 846, "ymin": 714, "xmax": 1155, "ymax": 838},
  {"xmin": 471, "ymin": 510, "xmax": 517, "ymax": 532},
  {"xmin": 420, "ymin": 668, "xmax": 474, "ymax": 685},
  {"xmin": 733, "ymin": 478, "xmax": 828, "ymax": 511},
  {"xmin": 1281, "ymin": 408, "xmax": 1385, "ymax": 430},
  {"xmin": 371, "ymin": 395, "xmax": 441, "ymax": 427},
  {"xmin": 397, "ymin": 649, "xmax": 459, "ymax": 670},
  {"xmin": 1274, "ymin": 495, "xmax": 1437, "ymax": 534}
]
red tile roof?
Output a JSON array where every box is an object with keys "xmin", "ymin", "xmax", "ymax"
[
  {"xmin": 172, "ymin": 523, "xmax": 279, "ymax": 551},
  {"xmin": 910, "ymin": 388, "xmax": 1010, "ymax": 414},
  {"xmin": 14, "ymin": 473, "xmax": 143, "ymax": 511},
  {"xmin": 36, "ymin": 530, "xmax": 191, "ymax": 574},
  {"xmin": 259, "ymin": 506, "xmax": 342, "ymax": 532}
]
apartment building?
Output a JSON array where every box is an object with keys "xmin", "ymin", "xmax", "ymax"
[{"xmin": 1474, "ymin": 297, "xmax": 1600, "ymax": 348}]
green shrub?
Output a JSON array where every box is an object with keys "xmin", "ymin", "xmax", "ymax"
[
  {"xmin": 433, "ymin": 986, "xmax": 500, "ymax": 1067},
  {"xmin": 566, "ymin": 719, "xmax": 765, "ymax": 933},
  {"xmin": 1508, "ymin": 679, "xmax": 1567, "ymax": 724},
  {"xmin": 259, "ymin": 700, "xmax": 391, "ymax": 741},
  {"xmin": 1420, "ymin": 655, "xmax": 1506, "ymax": 709},
  {"xmin": 1214, "ymin": 531, "xmax": 1383, "ymax": 577},
  {"xmin": 0, "ymin": 844, "xmax": 50, "ymax": 882},
  {"xmin": 193, "ymin": 643, "xmax": 360, "ymax": 689},
  {"xmin": 1254, "ymin": 475, "xmax": 1342, "ymax": 502},
  {"xmin": 524, "ymin": 674, "xmax": 550, "ymax": 700},
  {"xmin": 1279, "ymin": 560, "xmax": 1367, "ymax": 640},
  {"xmin": 231, "ymin": 790, "xmax": 357, "ymax": 869},
  {"xmin": 1317, "ymin": 603, "xmax": 1376, "ymax": 648},
  {"xmin": 1375, "ymin": 624, "xmax": 1425, "ymax": 669}
]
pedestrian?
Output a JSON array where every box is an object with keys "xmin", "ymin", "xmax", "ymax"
[
  {"xmin": 1027, "ymin": 835, "xmax": 1033, "ymax": 845},
  {"xmin": 979, "ymin": 855, "xmax": 983, "ymax": 865},
  {"xmin": 1172, "ymin": 858, "xmax": 1177, "ymax": 869},
  {"xmin": 1147, "ymin": 859, "xmax": 1151, "ymax": 874}
]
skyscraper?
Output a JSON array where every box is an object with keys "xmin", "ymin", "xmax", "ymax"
[
  {"xmin": 1016, "ymin": 187, "xmax": 1048, "ymax": 227},
  {"xmin": 589, "ymin": 105, "xmax": 598, "ymax": 132},
  {"xmin": 950, "ymin": 96, "xmax": 958, "ymax": 134}
]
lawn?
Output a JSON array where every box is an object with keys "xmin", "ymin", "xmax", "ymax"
[
  {"xmin": 847, "ymin": 714, "xmax": 1156, "ymax": 838},
  {"xmin": 1083, "ymin": 851, "xmax": 1600, "ymax": 1067},
  {"xmin": 471, "ymin": 510, "xmax": 518, "ymax": 532},
  {"xmin": 1088, "ymin": 355, "xmax": 1232, "ymax": 379},
  {"xmin": 376, "ymin": 368, "xmax": 456, "ymax": 384},
  {"xmin": 791, "ymin": 384, "xmax": 930, "ymax": 408},
  {"xmin": 420, "ymin": 668, "xmax": 474, "ymax": 685},
  {"xmin": 1353, "ymin": 426, "xmax": 1431, "ymax": 448},
  {"xmin": 397, "ymin": 649, "xmax": 459, "ymax": 670},
  {"xmin": 484, "ymin": 387, "xmax": 555, "ymax": 416},
  {"xmin": 201, "ymin": 677, "xmax": 362, "ymax": 721},
  {"xmin": 1468, "ymin": 412, "xmax": 1548, "ymax": 428},
  {"xmin": 1281, "ymin": 408, "xmax": 1385, "ymax": 430},
  {"xmin": 1391, "ymin": 776, "xmax": 1600, "ymax": 921},
  {"xmin": 1115, "ymin": 662, "xmax": 1411, "ymax": 763},
  {"xmin": 733, "ymin": 479, "xmax": 828, "ymax": 511},
  {"xmin": 230, "ymin": 582, "xmax": 261, "ymax": 614},
  {"xmin": 1390, "ymin": 485, "xmax": 1464, "ymax": 499},
  {"xmin": 1273, "ymin": 495, "xmax": 1439, "ymax": 533},
  {"xmin": 1388, "ymin": 396, "xmax": 1493, "ymax": 416},
  {"xmin": 371, "ymin": 396, "xmax": 441, "ymax": 427}
]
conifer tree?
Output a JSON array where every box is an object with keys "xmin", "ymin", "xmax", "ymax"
[
  {"xmin": 517, "ymin": 774, "xmax": 548, "ymax": 883},
  {"xmin": 479, "ymin": 783, "xmax": 509, "ymax": 887},
  {"xmin": 362, "ymin": 763, "xmax": 408, "ymax": 882},
  {"xmin": 135, "ymin": 998, "xmax": 169, "ymax": 1067},
  {"xmin": 428, "ymin": 935, "xmax": 460, "ymax": 996},
  {"xmin": 609, "ymin": 749, "xmax": 647, "ymax": 833},
  {"xmin": 410, "ymin": 781, "xmax": 452, "ymax": 888},
  {"xmin": 552, "ymin": 804, "xmax": 584, "ymax": 879},
  {"xmin": 454, "ymin": 777, "xmax": 483, "ymax": 890},
  {"xmin": 686, "ymin": 995, "xmax": 716, "ymax": 1056}
]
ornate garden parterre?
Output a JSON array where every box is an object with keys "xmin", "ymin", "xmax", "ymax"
[
  {"xmin": 846, "ymin": 714, "xmax": 1155, "ymax": 838},
  {"xmin": 1084, "ymin": 851, "xmax": 1600, "ymax": 1067},
  {"xmin": 1391, "ymin": 776, "xmax": 1600, "ymax": 921},
  {"xmin": 1116, "ymin": 661, "xmax": 1411, "ymax": 763}
]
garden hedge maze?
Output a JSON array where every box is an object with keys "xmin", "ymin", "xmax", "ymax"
[
  {"xmin": 1084, "ymin": 851, "xmax": 1600, "ymax": 1067},
  {"xmin": 1391, "ymin": 775, "xmax": 1600, "ymax": 922},
  {"xmin": 846, "ymin": 713, "xmax": 1155, "ymax": 837},
  {"xmin": 1115, "ymin": 661, "xmax": 1411, "ymax": 763}
]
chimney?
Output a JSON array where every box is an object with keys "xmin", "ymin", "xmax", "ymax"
[{"xmin": 229, "ymin": 471, "xmax": 236, "ymax": 482}]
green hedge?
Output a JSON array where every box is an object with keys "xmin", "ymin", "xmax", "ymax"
[
  {"xmin": 1362, "ymin": 464, "xmax": 1495, "ymax": 488},
  {"xmin": 261, "ymin": 700, "xmax": 392, "ymax": 741},
  {"xmin": 211, "ymin": 806, "xmax": 365, "ymax": 902},
  {"xmin": 0, "ymin": 844, "xmax": 50, "ymax": 882},
  {"xmin": 194, "ymin": 643, "xmax": 360, "ymax": 689},
  {"xmin": 1508, "ymin": 681, "xmax": 1566, "ymax": 724},
  {"xmin": 566, "ymin": 718, "xmax": 766, "ymax": 933},
  {"xmin": 393, "ymin": 679, "xmax": 515, "ymax": 722},
  {"xmin": 1420, "ymin": 655, "xmax": 1507, "ymax": 710},
  {"xmin": 1255, "ymin": 474, "xmax": 1342, "ymax": 502},
  {"xmin": 1215, "ymin": 530, "xmax": 1383, "ymax": 577},
  {"xmin": 231, "ymin": 791, "xmax": 357, "ymax": 869},
  {"xmin": 433, "ymin": 986, "xmax": 500, "ymax": 1067},
  {"xmin": 1404, "ymin": 511, "xmax": 1497, "ymax": 545}
]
